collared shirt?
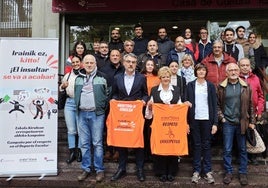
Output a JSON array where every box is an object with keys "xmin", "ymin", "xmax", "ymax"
[
  {"xmin": 170, "ymin": 75, "xmax": 177, "ymax": 86},
  {"xmin": 214, "ymin": 54, "xmax": 224, "ymax": 67},
  {"xmin": 124, "ymin": 72, "xmax": 135, "ymax": 95},
  {"xmin": 158, "ymin": 83, "xmax": 174, "ymax": 104},
  {"xmin": 195, "ymin": 81, "xmax": 209, "ymax": 120},
  {"xmin": 198, "ymin": 39, "xmax": 211, "ymax": 45},
  {"xmin": 79, "ymin": 68, "xmax": 97, "ymax": 111}
]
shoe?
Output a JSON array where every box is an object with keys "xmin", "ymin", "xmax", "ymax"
[
  {"xmin": 239, "ymin": 174, "xmax": 248, "ymax": 186},
  {"xmin": 112, "ymin": 151, "xmax": 119, "ymax": 162},
  {"xmin": 111, "ymin": 169, "xmax": 126, "ymax": 181},
  {"xmin": 104, "ymin": 151, "xmax": 112, "ymax": 161},
  {"xmin": 167, "ymin": 174, "xmax": 175, "ymax": 182},
  {"xmin": 223, "ymin": 173, "xmax": 232, "ymax": 184},
  {"xmin": 251, "ymin": 158, "xmax": 259, "ymax": 165},
  {"xmin": 159, "ymin": 175, "xmax": 167, "ymax": 182},
  {"xmin": 76, "ymin": 148, "xmax": 82, "ymax": 162},
  {"xmin": 191, "ymin": 172, "xmax": 200, "ymax": 183},
  {"xmin": 77, "ymin": 170, "xmax": 90, "ymax": 181},
  {"xmin": 137, "ymin": 169, "xmax": 145, "ymax": 182},
  {"xmin": 96, "ymin": 171, "xmax": 105, "ymax": 182},
  {"xmin": 204, "ymin": 172, "xmax": 215, "ymax": 184},
  {"xmin": 66, "ymin": 148, "xmax": 76, "ymax": 164}
]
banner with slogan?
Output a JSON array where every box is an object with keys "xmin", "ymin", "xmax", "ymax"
[
  {"xmin": 150, "ymin": 103, "xmax": 189, "ymax": 156},
  {"xmin": 106, "ymin": 100, "xmax": 144, "ymax": 148},
  {"xmin": 0, "ymin": 38, "xmax": 58, "ymax": 177}
]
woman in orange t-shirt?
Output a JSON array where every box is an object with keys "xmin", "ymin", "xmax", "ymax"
[
  {"xmin": 141, "ymin": 59, "xmax": 160, "ymax": 95},
  {"xmin": 140, "ymin": 59, "xmax": 160, "ymax": 161}
]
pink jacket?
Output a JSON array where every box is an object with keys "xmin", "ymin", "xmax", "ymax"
[{"xmin": 240, "ymin": 72, "xmax": 264, "ymax": 115}]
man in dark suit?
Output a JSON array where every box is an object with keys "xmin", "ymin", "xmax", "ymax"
[{"xmin": 110, "ymin": 53, "xmax": 148, "ymax": 182}]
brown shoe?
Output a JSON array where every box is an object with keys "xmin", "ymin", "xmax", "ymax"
[
  {"xmin": 223, "ymin": 173, "xmax": 232, "ymax": 184},
  {"xmin": 112, "ymin": 151, "xmax": 119, "ymax": 162},
  {"xmin": 239, "ymin": 174, "xmax": 248, "ymax": 186},
  {"xmin": 77, "ymin": 170, "xmax": 90, "ymax": 181},
  {"xmin": 96, "ymin": 171, "xmax": 105, "ymax": 182},
  {"xmin": 104, "ymin": 151, "xmax": 112, "ymax": 161}
]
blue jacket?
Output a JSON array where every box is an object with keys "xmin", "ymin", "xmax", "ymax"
[
  {"xmin": 197, "ymin": 41, "xmax": 213, "ymax": 63},
  {"xmin": 166, "ymin": 47, "xmax": 194, "ymax": 66},
  {"xmin": 132, "ymin": 37, "xmax": 149, "ymax": 56},
  {"xmin": 74, "ymin": 69, "xmax": 111, "ymax": 115}
]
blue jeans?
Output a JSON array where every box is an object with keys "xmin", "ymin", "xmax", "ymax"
[
  {"xmin": 222, "ymin": 122, "xmax": 247, "ymax": 174},
  {"xmin": 190, "ymin": 120, "xmax": 212, "ymax": 174},
  {"xmin": 64, "ymin": 97, "xmax": 80, "ymax": 149},
  {"xmin": 78, "ymin": 111, "xmax": 105, "ymax": 173}
]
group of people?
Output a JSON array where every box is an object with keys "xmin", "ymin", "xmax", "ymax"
[{"xmin": 59, "ymin": 23, "xmax": 268, "ymax": 185}]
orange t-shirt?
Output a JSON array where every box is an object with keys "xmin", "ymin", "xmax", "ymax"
[
  {"xmin": 150, "ymin": 103, "xmax": 189, "ymax": 156},
  {"xmin": 106, "ymin": 100, "xmax": 145, "ymax": 148},
  {"xmin": 145, "ymin": 74, "xmax": 160, "ymax": 96}
]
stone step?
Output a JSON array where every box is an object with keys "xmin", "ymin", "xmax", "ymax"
[{"xmin": 1, "ymin": 160, "xmax": 268, "ymax": 187}]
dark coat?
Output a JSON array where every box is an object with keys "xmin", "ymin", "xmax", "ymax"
[
  {"xmin": 186, "ymin": 80, "xmax": 218, "ymax": 127},
  {"xmin": 112, "ymin": 71, "xmax": 148, "ymax": 102},
  {"xmin": 217, "ymin": 78, "xmax": 255, "ymax": 134}
]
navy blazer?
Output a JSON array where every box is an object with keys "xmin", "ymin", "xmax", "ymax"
[
  {"xmin": 112, "ymin": 71, "xmax": 148, "ymax": 102},
  {"xmin": 186, "ymin": 80, "xmax": 218, "ymax": 126}
]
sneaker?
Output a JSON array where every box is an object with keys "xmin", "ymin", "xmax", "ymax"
[
  {"xmin": 191, "ymin": 172, "xmax": 200, "ymax": 183},
  {"xmin": 239, "ymin": 173, "xmax": 248, "ymax": 186},
  {"xmin": 96, "ymin": 171, "xmax": 105, "ymax": 182},
  {"xmin": 204, "ymin": 172, "xmax": 215, "ymax": 184},
  {"xmin": 77, "ymin": 170, "xmax": 90, "ymax": 181},
  {"xmin": 223, "ymin": 173, "xmax": 232, "ymax": 184}
]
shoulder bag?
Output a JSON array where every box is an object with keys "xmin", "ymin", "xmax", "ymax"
[
  {"xmin": 58, "ymin": 73, "xmax": 71, "ymax": 109},
  {"xmin": 246, "ymin": 128, "xmax": 266, "ymax": 154}
]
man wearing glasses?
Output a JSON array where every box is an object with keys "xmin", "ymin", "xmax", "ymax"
[
  {"xmin": 217, "ymin": 63, "xmax": 255, "ymax": 186},
  {"xmin": 197, "ymin": 27, "xmax": 213, "ymax": 63},
  {"xmin": 110, "ymin": 53, "xmax": 148, "ymax": 182}
]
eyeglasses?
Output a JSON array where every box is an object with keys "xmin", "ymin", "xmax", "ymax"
[
  {"xmin": 227, "ymin": 69, "xmax": 239, "ymax": 72},
  {"xmin": 125, "ymin": 60, "xmax": 137, "ymax": 64}
]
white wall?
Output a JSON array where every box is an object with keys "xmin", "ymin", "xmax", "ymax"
[{"xmin": 32, "ymin": 0, "xmax": 59, "ymax": 38}]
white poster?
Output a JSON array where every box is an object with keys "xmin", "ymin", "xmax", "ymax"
[{"xmin": 0, "ymin": 38, "xmax": 58, "ymax": 177}]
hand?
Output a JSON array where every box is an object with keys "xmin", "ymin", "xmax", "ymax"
[
  {"xmin": 147, "ymin": 100, "xmax": 153, "ymax": 110},
  {"xmin": 142, "ymin": 100, "xmax": 146, "ymax": 106},
  {"xmin": 183, "ymin": 101, "xmax": 192, "ymax": 108},
  {"xmin": 211, "ymin": 125, "xmax": 217, "ymax": 135},
  {"xmin": 248, "ymin": 123, "xmax": 255, "ymax": 129},
  {"xmin": 257, "ymin": 114, "xmax": 262, "ymax": 121},
  {"xmin": 61, "ymin": 81, "xmax": 69, "ymax": 89},
  {"xmin": 187, "ymin": 124, "xmax": 190, "ymax": 134},
  {"xmin": 222, "ymin": 118, "xmax": 226, "ymax": 123}
]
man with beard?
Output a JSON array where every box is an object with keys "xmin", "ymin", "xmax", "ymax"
[
  {"xmin": 109, "ymin": 29, "xmax": 124, "ymax": 53},
  {"xmin": 157, "ymin": 27, "xmax": 174, "ymax": 64}
]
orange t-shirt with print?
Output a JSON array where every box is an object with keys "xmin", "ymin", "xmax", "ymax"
[
  {"xmin": 106, "ymin": 100, "xmax": 145, "ymax": 148},
  {"xmin": 150, "ymin": 103, "xmax": 189, "ymax": 156}
]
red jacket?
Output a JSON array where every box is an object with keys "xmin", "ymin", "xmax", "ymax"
[
  {"xmin": 201, "ymin": 52, "xmax": 236, "ymax": 86},
  {"xmin": 240, "ymin": 72, "xmax": 264, "ymax": 115}
]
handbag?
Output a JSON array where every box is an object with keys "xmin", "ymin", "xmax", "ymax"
[
  {"xmin": 58, "ymin": 73, "xmax": 71, "ymax": 110},
  {"xmin": 246, "ymin": 128, "xmax": 256, "ymax": 147},
  {"xmin": 246, "ymin": 128, "xmax": 266, "ymax": 154}
]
